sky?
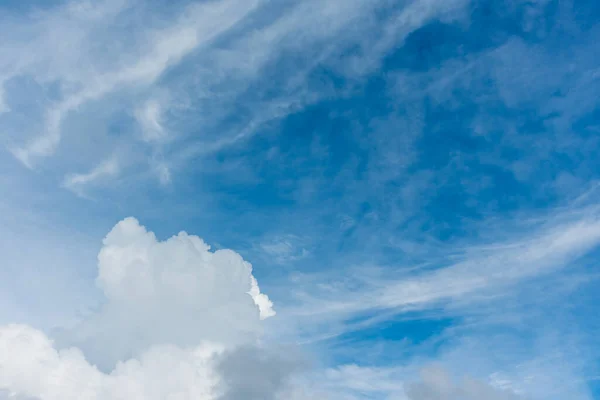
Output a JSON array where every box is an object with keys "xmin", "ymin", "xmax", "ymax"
[{"xmin": 1, "ymin": 0, "xmax": 600, "ymax": 399}]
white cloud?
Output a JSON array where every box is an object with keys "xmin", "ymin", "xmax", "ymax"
[
  {"xmin": 249, "ymin": 276, "xmax": 276, "ymax": 320},
  {"xmin": 259, "ymin": 235, "xmax": 310, "ymax": 265},
  {"xmin": 0, "ymin": 217, "xmax": 282, "ymax": 399},
  {"xmin": 135, "ymin": 99, "xmax": 166, "ymax": 143},
  {"xmin": 154, "ymin": 161, "xmax": 172, "ymax": 185},
  {"xmin": 0, "ymin": 324, "xmax": 220, "ymax": 400},
  {"xmin": 62, "ymin": 157, "xmax": 120, "ymax": 195}
]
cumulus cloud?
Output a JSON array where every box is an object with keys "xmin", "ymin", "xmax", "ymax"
[
  {"xmin": 60, "ymin": 217, "xmax": 275, "ymax": 368},
  {"xmin": 0, "ymin": 323, "xmax": 220, "ymax": 400},
  {"xmin": 0, "ymin": 217, "xmax": 284, "ymax": 399}
]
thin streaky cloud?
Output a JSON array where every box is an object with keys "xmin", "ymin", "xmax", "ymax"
[{"xmin": 286, "ymin": 201, "xmax": 600, "ymax": 324}]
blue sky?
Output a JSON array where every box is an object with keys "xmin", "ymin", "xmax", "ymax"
[{"xmin": 1, "ymin": 0, "xmax": 600, "ymax": 399}]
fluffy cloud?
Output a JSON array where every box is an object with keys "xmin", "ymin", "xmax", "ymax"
[
  {"xmin": 60, "ymin": 217, "xmax": 274, "ymax": 368},
  {"xmin": 0, "ymin": 323, "xmax": 220, "ymax": 400},
  {"xmin": 0, "ymin": 325, "xmax": 302, "ymax": 400},
  {"xmin": 0, "ymin": 217, "xmax": 284, "ymax": 399}
]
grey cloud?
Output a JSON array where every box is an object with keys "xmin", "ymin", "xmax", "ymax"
[
  {"xmin": 215, "ymin": 345, "xmax": 306, "ymax": 400},
  {"xmin": 406, "ymin": 366, "xmax": 522, "ymax": 400}
]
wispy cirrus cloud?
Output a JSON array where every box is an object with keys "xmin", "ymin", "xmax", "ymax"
[
  {"xmin": 259, "ymin": 234, "xmax": 310, "ymax": 265},
  {"xmin": 1, "ymin": 0, "xmax": 469, "ymax": 184},
  {"xmin": 135, "ymin": 99, "xmax": 166, "ymax": 143},
  {"xmin": 284, "ymin": 194, "xmax": 600, "ymax": 330},
  {"xmin": 62, "ymin": 156, "xmax": 120, "ymax": 196},
  {"xmin": 3, "ymin": 0, "xmax": 260, "ymax": 168}
]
